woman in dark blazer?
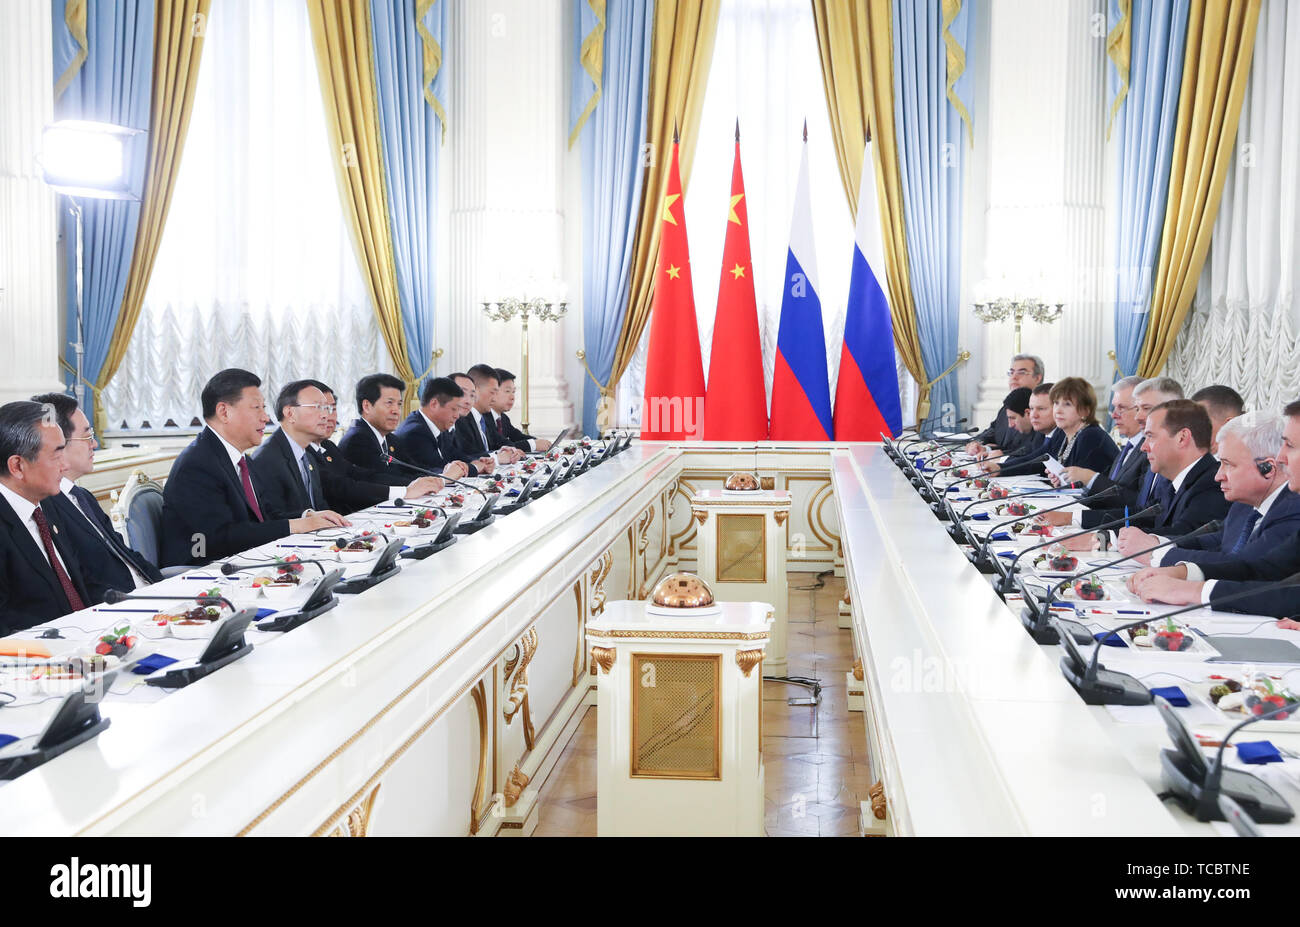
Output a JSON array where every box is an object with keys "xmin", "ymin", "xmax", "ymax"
[{"xmin": 1047, "ymin": 377, "xmax": 1119, "ymax": 483}]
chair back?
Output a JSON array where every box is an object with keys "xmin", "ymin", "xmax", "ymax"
[{"xmin": 111, "ymin": 469, "xmax": 167, "ymax": 568}]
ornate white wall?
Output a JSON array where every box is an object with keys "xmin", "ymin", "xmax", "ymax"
[
  {"xmin": 966, "ymin": 0, "xmax": 1110, "ymax": 427},
  {"xmin": 0, "ymin": 0, "xmax": 62, "ymax": 405},
  {"xmin": 445, "ymin": 0, "xmax": 576, "ymax": 434}
]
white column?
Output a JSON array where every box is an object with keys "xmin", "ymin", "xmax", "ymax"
[
  {"xmin": 0, "ymin": 0, "xmax": 62, "ymax": 405},
  {"xmin": 447, "ymin": 0, "xmax": 575, "ymax": 433},
  {"xmin": 970, "ymin": 0, "xmax": 1107, "ymax": 427}
]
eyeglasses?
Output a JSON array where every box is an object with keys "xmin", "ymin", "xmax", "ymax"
[
  {"xmin": 67, "ymin": 429, "xmax": 96, "ymax": 443},
  {"xmin": 296, "ymin": 404, "xmax": 337, "ymax": 414},
  {"xmin": 1111, "ymin": 403, "xmax": 1137, "ymax": 414},
  {"xmin": 1007, "ymin": 368, "xmax": 1034, "ymax": 377}
]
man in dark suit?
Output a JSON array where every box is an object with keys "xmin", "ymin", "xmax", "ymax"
[
  {"xmin": 31, "ymin": 392, "xmax": 163, "ymax": 595},
  {"xmin": 1192, "ymin": 384, "xmax": 1245, "ymax": 456},
  {"xmin": 983, "ymin": 384, "xmax": 1059, "ymax": 477},
  {"xmin": 1119, "ymin": 411, "xmax": 1300, "ymax": 567},
  {"xmin": 160, "ymin": 369, "xmax": 348, "ymax": 567},
  {"xmin": 1044, "ymin": 376, "xmax": 1183, "ymax": 529},
  {"xmin": 0, "ymin": 401, "xmax": 96, "ymax": 632},
  {"xmin": 1130, "ymin": 400, "xmax": 1300, "ymax": 616},
  {"xmin": 965, "ymin": 354, "xmax": 1043, "ymax": 456},
  {"xmin": 1117, "ymin": 400, "xmax": 1229, "ymax": 537},
  {"xmin": 337, "ymin": 373, "xmax": 417, "ymax": 486},
  {"xmin": 253, "ymin": 380, "xmax": 441, "ymax": 519},
  {"xmin": 457, "ymin": 365, "xmax": 523, "ymax": 464},
  {"xmin": 492, "ymin": 368, "xmax": 552, "ymax": 452},
  {"xmin": 392, "ymin": 377, "xmax": 473, "ymax": 480},
  {"xmin": 445, "ymin": 372, "xmax": 497, "ymax": 475},
  {"xmin": 300, "ymin": 381, "xmax": 441, "ymax": 514}
]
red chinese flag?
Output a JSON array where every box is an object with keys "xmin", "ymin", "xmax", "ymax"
[
  {"xmin": 704, "ymin": 134, "xmax": 768, "ymax": 440},
  {"xmin": 640, "ymin": 138, "xmax": 706, "ymax": 440}
]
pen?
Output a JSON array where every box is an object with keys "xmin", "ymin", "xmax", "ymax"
[
  {"xmin": 1124, "ymin": 505, "xmax": 1129, "ymax": 527},
  {"xmin": 94, "ymin": 608, "xmax": 157, "ymax": 614},
  {"xmin": 182, "ymin": 575, "xmax": 220, "ymax": 580},
  {"xmin": 1087, "ymin": 608, "xmax": 1151, "ymax": 616}
]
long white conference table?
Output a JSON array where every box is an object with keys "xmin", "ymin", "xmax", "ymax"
[{"xmin": 0, "ymin": 440, "xmax": 1280, "ymax": 836}]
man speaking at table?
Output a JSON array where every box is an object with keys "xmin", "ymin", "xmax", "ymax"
[
  {"xmin": 254, "ymin": 380, "xmax": 441, "ymax": 518},
  {"xmin": 392, "ymin": 376, "xmax": 472, "ymax": 480},
  {"xmin": 160, "ymin": 368, "xmax": 348, "ymax": 567},
  {"xmin": 0, "ymin": 400, "xmax": 98, "ymax": 630}
]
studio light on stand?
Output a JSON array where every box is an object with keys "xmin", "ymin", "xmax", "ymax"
[{"xmin": 40, "ymin": 119, "xmax": 145, "ymax": 429}]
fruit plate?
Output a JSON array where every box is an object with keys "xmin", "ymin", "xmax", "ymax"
[
  {"xmin": 1089, "ymin": 621, "xmax": 1220, "ymax": 661},
  {"xmin": 1189, "ymin": 673, "xmax": 1300, "ymax": 732}
]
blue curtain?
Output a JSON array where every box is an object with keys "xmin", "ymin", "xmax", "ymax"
[
  {"xmin": 1110, "ymin": 0, "xmax": 1189, "ymax": 377},
  {"xmin": 371, "ymin": 0, "xmax": 446, "ymax": 391},
  {"xmin": 572, "ymin": 0, "xmax": 653, "ymax": 437},
  {"xmin": 892, "ymin": 0, "xmax": 972, "ymax": 421},
  {"xmin": 52, "ymin": 0, "xmax": 154, "ymax": 426}
]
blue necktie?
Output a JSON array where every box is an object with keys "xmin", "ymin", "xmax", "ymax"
[
  {"xmin": 300, "ymin": 455, "xmax": 319, "ymax": 509},
  {"xmin": 1230, "ymin": 510, "xmax": 1262, "ymax": 554},
  {"xmin": 1137, "ymin": 470, "xmax": 1157, "ymax": 508},
  {"xmin": 479, "ymin": 415, "xmax": 490, "ymax": 452},
  {"xmin": 1153, "ymin": 476, "xmax": 1174, "ymax": 512},
  {"xmin": 1109, "ymin": 442, "xmax": 1130, "ymax": 480}
]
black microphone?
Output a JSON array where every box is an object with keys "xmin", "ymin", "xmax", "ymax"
[
  {"xmin": 979, "ymin": 485, "xmax": 1125, "ymax": 563},
  {"xmin": 220, "ymin": 557, "xmax": 328, "ymax": 577},
  {"xmin": 1057, "ymin": 572, "xmax": 1300, "ymax": 708},
  {"xmin": 899, "ymin": 414, "xmax": 970, "ymax": 444},
  {"xmin": 1027, "ymin": 520, "xmax": 1223, "ymax": 632},
  {"xmin": 385, "ymin": 452, "xmax": 488, "ymax": 504},
  {"xmin": 103, "ymin": 588, "xmax": 236, "ymax": 612},
  {"xmin": 1175, "ymin": 682, "xmax": 1300, "ymax": 823},
  {"xmin": 923, "ymin": 453, "xmax": 1016, "ymax": 518},
  {"xmin": 898, "ymin": 422, "xmax": 974, "ymax": 454},
  {"xmin": 950, "ymin": 480, "xmax": 1075, "ymax": 544},
  {"xmin": 992, "ymin": 490, "xmax": 1138, "ymax": 593}
]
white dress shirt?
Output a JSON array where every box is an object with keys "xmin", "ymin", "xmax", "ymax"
[
  {"xmin": 209, "ymin": 425, "xmax": 263, "ymax": 512},
  {"xmin": 60, "ymin": 477, "xmax": 147, "ymax": 588},
  {"xmin": 493, "ymin": 411, "xmax": 535, "ymax": 451},
  {"xmin": 469, "ymin": 408, "xmax": 510, "ymax": 463},
  {"xmin": 0, "ymin": 480, "xmax": 71, "ymax": 575}
]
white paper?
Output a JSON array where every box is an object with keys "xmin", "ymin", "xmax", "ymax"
[{"xmin": 1043, "ymin": 455, "xmax": 1067, "ymax": 479}]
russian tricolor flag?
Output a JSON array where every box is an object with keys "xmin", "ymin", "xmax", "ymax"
[
  {"xmin": 833, "ymin": 141, "xmax": 902, "ymax": 440},
  {"xmin": 769, "ymin": 135, "xmax": 833, "ymax": 441}
]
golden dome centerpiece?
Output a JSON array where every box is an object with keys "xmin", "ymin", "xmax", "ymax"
[
  {"xmin": 722, "ymin": 471, "xmax": 761, "ymax": 495},
  {"xmin": 646, "ymin": 572, "xmax": 721, "ymax": 618}
]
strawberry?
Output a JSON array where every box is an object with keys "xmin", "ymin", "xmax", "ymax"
[{"xmin": 95, "ymin": 642, "xmax": 111, "ymax": 655}]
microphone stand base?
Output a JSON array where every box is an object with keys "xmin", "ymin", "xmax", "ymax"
[
  {"xmin": 400, "ymin": 537, "xmax": 457, "ymax": 559},
  {"xmin": 256, "ymin": 595, "xmax": 339, "ymax": 633}
]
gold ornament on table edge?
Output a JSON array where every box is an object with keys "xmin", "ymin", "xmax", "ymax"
[
  {"xmin": 735, "ymin": 649, "xmax": 763, "ymax": 678},
  {"xmin": 503, "ymin": 765, "xmax": 531, "ymax": 808},
  {"xmin": 591, "ymin": 645, "xmax": 616, "ymax": 674}
]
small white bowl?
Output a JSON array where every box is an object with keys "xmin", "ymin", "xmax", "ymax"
[
  {"xmin": 260, "ymin": 582, "xmax": 299, "ymax": 601},
  {"xmin": 336, "ymin": 548, "xmax": 374, "ymax": 563}
]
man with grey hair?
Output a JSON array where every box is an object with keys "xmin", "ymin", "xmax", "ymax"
[
  {"xmin": 0, "ymin": 400, "xmax": 96, "ymax": 632},
  {"xmin": 1130, "ymin": 399, "xmax": 1300, "ymax": 616},
  {"xmin": 1118, "ymin": 410, "xmax": 1300, "ymax": 565},
  {"xmin": 965, "ymin": 353, "xmax": 1043, "ymax": 456}
]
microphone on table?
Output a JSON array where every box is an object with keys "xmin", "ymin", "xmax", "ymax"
[
  {"xmin": 898, "ymin": 422, "xmax": 974, "ymax": 456},
  {"xmin": 975, "ymin": 485, "xmax": 1125, "ymax": 576},
  {"xmin": 220, "ymin": 557, "xmax": 329, "ymax": 577},
  {"xmin": 949, "ymin": 479, "xmax": 1076, "ymax": 544},
  {"xmin": 385, "ymin": 453, "xmax": 488, "ymax": 504},
  {"xmin": 103, "ymin": 588, "xmax": 236, "ymax": 612},
  {"xmin": 1023, "ymin": 520, "xmax": 1223, "ymax": 642},
  {"xmin": 923, "ymin": 454, "xmax": 1015, "ymax": 517},
  {"xmin": 1156, "ymin": 661, "xmax": 1300, "ymax": 824},
  {"xmin": 898, "ymin": 414, "xmax": 970, "ymax": 445},
  {"xmin": 990, "ymin": 488, "xmax": 1135, "ymax": 594},
  {"xmin": 1055, "ymin": 572, "xmax": 1300, "ymax": 709}
]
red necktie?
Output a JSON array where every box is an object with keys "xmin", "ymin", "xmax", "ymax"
[
  {"xmin": 32, "ymin": 508, "xmax": 86, "ymax": 612},
  {"xmin": 238, "ymin": 455, "xmax": 264, "ymax": 522}
]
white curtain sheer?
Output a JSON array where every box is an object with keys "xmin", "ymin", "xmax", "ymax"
[
  {"xmin": 618, "ymin": 0, "xmax": 917, "ymax": 427},
  {"xmin": 1166, "ymin": 0, "xmax": 1300, "ymax": 412},
  {"xmin": 102, "ymin": 0, "xmax": 388, "ymax": 431}
]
